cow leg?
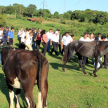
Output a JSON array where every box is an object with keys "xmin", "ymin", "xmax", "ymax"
[
  {"xmin": 6, "ymin": 80, "xmax": 14, "ymax": 108},
  {"xmin": 93, "ymin": 57, "xmax": 99, "ymax": 77},
  {"xmin": 78, "ymin": 55, "xmax": 87, "ymax": 75},
  {"xmin": 15, "ymin": 89, "xmax": 21, "ymax": 108},
  {"xmin": 25, "ymin": 92, "xmax": 36, "ymax": 108}
]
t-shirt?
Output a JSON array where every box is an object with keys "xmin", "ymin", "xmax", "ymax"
[
  {"xmin": 62, "ymin": 35, "xmax": 72, "ymax": 46},
  {"xmin": 3, "ymin": 30, "xmax": 8, "ymax": 38},
  {"xmin": 79, "ymin": 37, "xmax": 91, "ymax": 42},
  {"xmin": 37, "ymin": 34, "xmax": 41, "ymax": 40},
  {"xmin": 21, "ymin": 32, "xmax": 25, "ymax": 43},
  {"xmin": 18, "ymin": 30, "xmax": 25, "ymax": 38},
  {"xmin": 51, "ymin": 34, "xmax": 59, "ymax": 43},
  {"xmin": 0, "ymin": 30, "xmax": 3, "ymax": 39},
  {"xmin": 8, "ymin": 30, "xmax": 14, "ymax": 39},
  {"xmin": 26, "ymin": 34, "xmax": 32, "ymax": 45},
  {"xmin": 46, "ymin": 32, "xmax": 52, "ymax": 40}
]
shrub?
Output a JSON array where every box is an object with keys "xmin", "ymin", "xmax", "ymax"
[
  {"xmin": 0, "ymin": 14, "xmax": 6, "ymax": 26},
  {"xmin": 36, "ymin": 20, "xmax": 41, "ymax": 24}
]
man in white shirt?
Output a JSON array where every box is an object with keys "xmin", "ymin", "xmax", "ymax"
[
  {"xmin": 18, "ymin": 28, "xmax": 25, "ymax": 48},
  {"xmin": 46, "ymin": 29, "xmax": 52, "ymax": 52},
  {"xmin": 61, "ymin": 32, "xmax": 72, "ymax": 55},
  {"xmin": 50, "ymin": 31, "xmax": 59, "ymax": 56}
]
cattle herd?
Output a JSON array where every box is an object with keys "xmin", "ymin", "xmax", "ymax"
[{"xmin": 1, "ymin": 39, "xmax": 108, "ymax": 108}]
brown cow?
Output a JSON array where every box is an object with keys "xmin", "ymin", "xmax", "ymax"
[{"xmin": 1, "ymin": 47, "xmax": 49, "ymax": 108}]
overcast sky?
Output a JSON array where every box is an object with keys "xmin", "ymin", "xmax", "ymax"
[{"xmin": 0, "ymin": 0, "xmax": 108, "ymax": 14}]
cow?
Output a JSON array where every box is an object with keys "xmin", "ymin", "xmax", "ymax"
[{"xmin": 1, "ymin": 47, "xmax": 49, "ymax": 108}]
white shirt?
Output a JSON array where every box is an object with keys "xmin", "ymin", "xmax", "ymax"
[
  {"xmin": 89, "ymin": 38, "xmax": 95, "ymax": 41},
  {"xmin": 21, "ymin": 32, "xmax": 25, "ymax": 43},
  {"xmin": 18, "ymin": 30, "xmax": 25, "ymax": 37},
  {"xmin": 26, "ymin": 33, "xmax": 32, "ymax": 45},
  {"xmin": 46, "ymin": 32, "xmax": 52, "ymax": 40},
  {"xmin": 62, "ymin": 35, "xmax": 72, "ymax": 46},
  {"xmin": 79, "ymin": 37, "xmax": 91, "ymax": 42},
  {"xmin": 51, "ymin": 34, "xmax": 59, "ymax": 42},
  {"xmin": 0, "ymin": 30, "xmax": 3, "ymax": 39}
]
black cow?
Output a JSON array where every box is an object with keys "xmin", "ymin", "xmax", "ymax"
[{"xmin": 1, "ymin": 47, "xmax": 49, "ymax": 108}]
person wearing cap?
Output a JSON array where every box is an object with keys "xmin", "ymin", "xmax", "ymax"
[
  {"xmin": 61, "ymin": 32, "xmax": 72, "ymax": 55},
  {"xmin": 7, "ymin": 26, "xmax": 15, "ymax": 46},
  {"xmin": 50, "ymin": 31, "xmax": 59, "ymax": 56},
  {"xmin": 3, "ymin": 26, "xmax": 9, "ymax": 45}
]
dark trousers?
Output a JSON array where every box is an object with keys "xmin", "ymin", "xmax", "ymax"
[
  {"xmin": 42, "ymin": 42, "xmax": 47, "ymax": 56},
  {"xmin": 19, "ymin": 37, "xmax": 21, "ymax": 48},
  {"xmin": 104, "ymin": 53, "xmax": 108, "ymax": 68},
  {"xmin": 3, "ymin": 38, "xmax": 7, "ymax": 45},
  {"xmin": 61, "ymin": 45, "xmax": 66, "ymax": 55},
  {"xmin": 36, "ymin": 40, "xmax": 41, "ymax": 50},
  {"xmin": 51, "ymin": 41, "xmax": 58, "ymax": 56},
  {"xmin": 58, "ymin": 44, "xmax": 61, "ymax": 53}
]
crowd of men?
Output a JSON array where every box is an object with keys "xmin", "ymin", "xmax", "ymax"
[{"xmin": 0, "ymin": 26, "xmax": 108, "ymax": 68}]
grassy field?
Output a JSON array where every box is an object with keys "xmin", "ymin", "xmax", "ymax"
[{"xmin": 0, "ymin": 19, "xmax": 108, "ymax": 108}]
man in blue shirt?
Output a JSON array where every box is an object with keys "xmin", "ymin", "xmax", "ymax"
[{"xmin": 7, "ymin": 26, "xmax": 15, "ymax": 46}]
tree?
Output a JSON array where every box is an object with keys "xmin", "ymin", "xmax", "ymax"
[
  {"xmin": 54, "ymin": 11, "xmax": 59, "ymax": 18},
  {"xmin": 27, "ymin": 4, "xmax": 37, "ymax": 17}
]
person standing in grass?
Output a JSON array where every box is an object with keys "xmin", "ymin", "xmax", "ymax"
[
  {"xmin": 18, "ymin": 27, "xmax": 24, "ymax": 48},
  {"xmin": 50, "ymin": 31, "xmax": 59, "ymax": 56},
  {"xmin": 36, "ymin": 28, "xmax": 41, "ymax": 50},
  {"xmin": 3, "ymin": 26, "xmax": 9, "ymax": 45},
  {"xmin": 41, "ymin": 30, "xmax": 48, "ymax": 56},
  {"xmin": 7, "ymin": 26, "xmax": 15, "ymax": 47},
  {"xmin": 46, "ymin": 29, "xmax": 53, "ymax": 53},
  {"xmin": 25, "ymin": 32, "xmax": 33, "ymax": 51},
  {"xmin": 32, "ymin": 28, "xmax": 37, "ymax": 50},
  {"xmin": 61, "ymin": 32, "xmax": 72, "ymax": 55}
]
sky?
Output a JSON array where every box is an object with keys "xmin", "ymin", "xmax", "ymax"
[{"xmin": 0, "ymin": 0, "xmax": 108, "ymax": 14}]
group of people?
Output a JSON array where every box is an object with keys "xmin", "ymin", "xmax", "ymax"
[
  {"xmin": 0, "ymin": 26, "xmax": 15, "ymax": 46},
  {"xmin": 0, "ymin": 25, "xmax": 108, "ymax": 68},
  {"xmin": 17, "ymin": 28, "xmax": 75, "ymax": 56}
]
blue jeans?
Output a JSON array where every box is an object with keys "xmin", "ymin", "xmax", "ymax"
[
  {"xmin": 32, "ymin": 41, "xmax": 36, "ymax": 50},
  {"xmin": 47, "ymin": 39, "xmax": 50, "ymax": 52}
]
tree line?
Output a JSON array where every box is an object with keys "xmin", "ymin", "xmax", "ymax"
[{"xmin": 0, "ymin": 3, "xmax": 108, "ymax": 25}]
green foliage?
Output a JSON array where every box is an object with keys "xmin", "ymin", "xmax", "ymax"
[
  {"xmin": 36, "ymin": 20, "xmax": 41, "ymax": 24},
  {"xmin": 54, "ymin": 11, "xmax": 59, "ymax": 19},
  {"xmin": 0, "ymin": 14, "xmax": 6, "ymax": 26}
]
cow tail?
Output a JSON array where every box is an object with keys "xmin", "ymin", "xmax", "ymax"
[
  {"xmin": 38, "ymin": 51, "xmax": 42, "ymax": 92},
  {"xmin": 36, "ymin": 51, "xmax": 43, "ymax": 108}
]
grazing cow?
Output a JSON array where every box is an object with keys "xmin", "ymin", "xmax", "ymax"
[{"xmin": 1, "ymin": 47, "xmax": 49, "ymax": 108}]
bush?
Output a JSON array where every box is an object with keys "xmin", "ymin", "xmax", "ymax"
[
  {"xmin": 36, "ymin": 20, "xmax": 41, "ymax": 24},
  {"xmin": 60, "ymin": 20, "xmax": 67, "ymax": 24},
  {"xmin": 0, "ymin": 14, "xmax": 6, "ymax": 26}
]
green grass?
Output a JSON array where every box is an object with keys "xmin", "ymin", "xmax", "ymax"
[{"xmin": 0, "ymin": 19, "xmax": 108, "ymax": 108}]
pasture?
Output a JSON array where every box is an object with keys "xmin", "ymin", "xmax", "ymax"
[{"xmin": 0, "ymin": 19, "xmax": 108, "ymax": 108}]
